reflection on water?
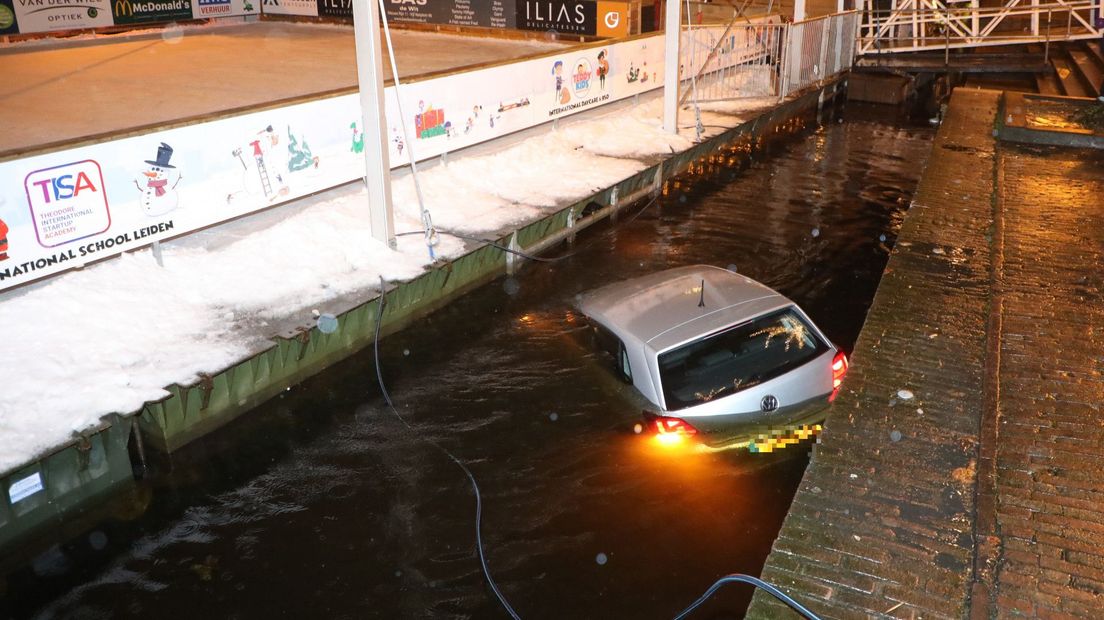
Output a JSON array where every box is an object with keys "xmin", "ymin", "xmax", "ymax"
[{"xmin": 5, "ymin": 104, "xmax": 933, "ymax": 619}]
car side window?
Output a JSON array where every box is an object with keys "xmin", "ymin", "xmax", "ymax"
[
  {"xmin": 590, "ymin": 323, "xmax": 633, "ymax": 384},
  {"xmin": 618, "ymin": 343, "xmax": 633, "ymax": 383}
]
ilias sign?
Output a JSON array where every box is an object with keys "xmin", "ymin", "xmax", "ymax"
[{"xmin": 524, "ymin": 1, "xmax": 586, "ymax": 25}]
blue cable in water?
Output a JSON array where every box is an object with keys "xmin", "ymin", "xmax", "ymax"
[
  {"xmin": 373, "ymin": 278, "xmax": 521, "ymax": 620},
  {"xmin": 674, "ymin": 574, "xmax": 822, "ymax": 620},
  {"xmin": 373, "ymin": 282, "xmax": 820, "ymax": 620}
]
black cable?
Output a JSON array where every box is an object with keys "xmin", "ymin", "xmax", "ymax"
[
  {"xmin": 372, "ymin": 278, "xmax": 521, "ymax": 620},
  {"xmin": 673, "ymin": 574, "xmax": 822, "ymax": 620}
]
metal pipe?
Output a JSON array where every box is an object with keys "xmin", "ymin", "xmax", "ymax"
[{"xmin": 1045, "ymin": 8, "xmax": 1052, "ymax": 64}]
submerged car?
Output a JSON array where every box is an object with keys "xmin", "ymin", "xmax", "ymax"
[{"xmin": 577, "ymin": 265, "xmax": 847, "ymax": 447}]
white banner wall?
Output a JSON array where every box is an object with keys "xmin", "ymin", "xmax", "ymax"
[
  {"xmin": 0, "ymin": 24, "xmax": 764, "ymax": 291},
  {"xmin": 13, "ymin": 0, "xmax": 114, "ymax": 33}
]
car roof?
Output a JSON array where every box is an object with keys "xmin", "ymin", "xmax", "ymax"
[{"xmin": 577, "ymin": 265, "xmax": 792, "ymax": 353}]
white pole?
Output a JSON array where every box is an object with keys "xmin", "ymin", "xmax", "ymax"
[
  {"xmin": 663, "ymin": 0, "xmax": 681, "ymax": 134},
  {"xmin": 794, "ymin": 0, "xmax": 806, "ymax": 21},
  {"xmin": 352, "ymin": 0, "xmax": 397, "ymax": 249}
]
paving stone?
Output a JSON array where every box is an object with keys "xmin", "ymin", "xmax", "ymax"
[{"xmin": 748, "ymin": 88, "xmax": 1104, "ymax": 619}]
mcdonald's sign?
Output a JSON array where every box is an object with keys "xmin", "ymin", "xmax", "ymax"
[{"xmin": 111, "ymin": 0, "xmax": 190, "ymax": 23}]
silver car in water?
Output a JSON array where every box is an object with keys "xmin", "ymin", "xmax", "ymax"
[{"xmin": 577, "ymin": 265, "xmax": 847, "ymax": 446}]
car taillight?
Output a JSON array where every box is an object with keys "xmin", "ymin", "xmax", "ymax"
[
  {"xmin": 649, "ymin": 414, "xmax": 693, "ymax": 443},
  {"xmin": 829, "ymin": 350, "xmax": 848, "ymax": 401},
  {"xmin": 653, "ymin": 416, "xmax": 698, "ymax": 440}
]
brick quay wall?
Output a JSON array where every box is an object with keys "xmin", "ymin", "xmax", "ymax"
[{"xmin": 747, "ymin": 89, "xmax": 1104, "ymax": 618}]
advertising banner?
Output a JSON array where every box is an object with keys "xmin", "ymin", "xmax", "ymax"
[
  {"xmin": 0, "ymin": 97, "xmax": 365, "ymax": 291},
  {"xmin": 191, "ymin": 0, "xmax": 257, "ymax": 19},
  {"xmin": 315, "ymin": 0, "xmax": 348, "ymax": 18},
  {"xmin": 383, "ymin": 0, "xmax": 514, "ymax": 28},
  {"xmin": 112, "ymin": 0, "xmax": 191, "ymax": 25},
  {"xmin": 0, "ymin": 20, "xmax": 787, "ymax": 291},
  {"xmin": 12, "ymin": 0, "xmax": 113, "ymax": 33},
  {"xmin": 261, "ymin": 0, "xmax": 317, "ymax": 16},
  {"xmin": 0, "ymin": 0, "xmax": 19, "ymax": 34},
  {"xmin": 595, "ymin": 0, "xmax": 628, "ymax": 37},
  {"xmin": 515, "ymin": 0, "xmax": 596, "ymax": 34}
]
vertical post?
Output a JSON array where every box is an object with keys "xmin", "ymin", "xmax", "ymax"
[
  {"xmin": 663, "ymin": 0, "xmax": 681, "ymax": 133},
  {"xmin": 972, "ymin": 0, "xmax": 979, "ymax": 41},
  {"xmin": 1045, "ymin": 9, "xmax": 1052, "ymax": 63},
  {"xmin": 794, "ymin": 0, "xmax": 806, "ymax": 21},
  {"xmin": 352, "ymin": 0, "xmax": 397, "ymax": 249},
  {"xmin": 1031, "ymin": 0, "xmax": 1038, "ymax": 36}
]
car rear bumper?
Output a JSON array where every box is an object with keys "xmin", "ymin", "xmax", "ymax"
[{"xmin": 670, "ymin": 394, "xmax": 831, "ymax": 448}]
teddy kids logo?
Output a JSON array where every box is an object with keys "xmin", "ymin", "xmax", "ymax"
[
  {"xmin": 572, "ymin": 58, "xmax": 593, "ymax": 96},
  {"xmin": 24, "ymin": 159, "xmax": 111, "ymax": 248}
]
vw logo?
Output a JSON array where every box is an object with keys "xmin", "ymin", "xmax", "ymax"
[
  {"xmin": 604, "ymin": 10, "xmax": 620, "ymax": 29},
  {"xmin": 760, "ymin": 395, "xmax": 779, "ymax": 412}
]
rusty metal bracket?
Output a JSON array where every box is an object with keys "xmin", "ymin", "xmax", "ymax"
[
  {"xmin": 297, "ymin": 329, "xmax": 312, "ymax": 361},
  {"xmin": 198, "ymin": 373, "xmax": 214, "ymax": 411},
  {"xmin": 76, "ymin": 433, "xmax": 93, "ymax": 471}
]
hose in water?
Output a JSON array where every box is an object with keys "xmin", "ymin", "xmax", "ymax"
[{"xmin": 372, "ymin": 277, "xmax": 521, "ymax": 620}]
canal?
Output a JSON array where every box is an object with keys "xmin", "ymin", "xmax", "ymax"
[{"xmin": 6, "ymin": 103, "xmax": 934, "ymax": 619}]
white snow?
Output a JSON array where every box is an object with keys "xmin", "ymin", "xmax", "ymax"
[{"xmin": 0, "ymin": 96, "xmax": 763, "ymax": 474}]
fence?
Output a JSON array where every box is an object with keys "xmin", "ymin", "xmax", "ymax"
[
  {"xmin": 681, "ymin": 20, "xmax": 788, "ymax": 102},
  {"xmin": 782, "ymin": 11, "xmax": 860, "ymax": 96},
  {"xmin": 679, "ymin": 12, "xmax": 859, "ymax": 104}
]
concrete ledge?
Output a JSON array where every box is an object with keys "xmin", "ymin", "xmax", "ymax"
[
  {"xmin": 997, "ymin": 92, "xmax": 1104, "ymax": 150},
  {"xmin": 748, "ymin": 88, "xmax": 1003, "ymax": 619}
]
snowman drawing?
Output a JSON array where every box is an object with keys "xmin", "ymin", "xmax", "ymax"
[
  {"xmin": 230, "ymin": 125, "xmax": 290, "ymax": 203},
  {"xmin": 134, "ymin": 142, "xmax": 182, "ymax": 217}
]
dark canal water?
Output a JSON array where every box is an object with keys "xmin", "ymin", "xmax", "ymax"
[{"xmin": 5, "ymin": 104, "xmax": 933, "ymax": 619}]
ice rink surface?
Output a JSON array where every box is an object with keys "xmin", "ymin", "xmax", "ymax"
[{"xmin": 0, "ymin": 23, "xmax": 568, "ymax": 155}]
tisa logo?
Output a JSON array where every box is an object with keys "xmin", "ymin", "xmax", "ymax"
[
  {"xmin": 24, "ymin": 160, "xmax": 111, "ymax": 248},
  {"xmin": 517, "ymin": 0, "xmax": 595, "ymax": 34}
]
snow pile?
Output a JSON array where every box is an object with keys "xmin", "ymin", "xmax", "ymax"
[{"xmin": 0, "ymin": 97, "xmax": 755, "ymax": 473}]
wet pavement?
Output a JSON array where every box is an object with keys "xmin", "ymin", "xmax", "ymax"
[
  {"xmin": 3, "ymin": 104, "xmax": 934, "ymax": 619},
  {"xmin": 748, "ymin": 89, "xmax": 1104, "ymax": 619}
]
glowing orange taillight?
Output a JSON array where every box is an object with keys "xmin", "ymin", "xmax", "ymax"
[
  {"xmin": 829, "ymin": 351, "xmax": 848, "ymax": 401},
  {"xmin": 654, "ymin": 416, "xmax": 698, "ymax": 436}
]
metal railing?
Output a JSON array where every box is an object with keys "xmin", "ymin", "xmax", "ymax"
[
  {"xmin": 782, "ymin": 12, "xmax": 861, "ymax": 96},
  {"xmin": 681, "ymin": 21, "xmax": 789, "ymax": 102},
  {"xmin": 677, "ymin": 12, "xmax": 860, "ymax": 104},
  {"xmin": 858, "ymin": 0, "xmax": 1104, "ymax": 54}
]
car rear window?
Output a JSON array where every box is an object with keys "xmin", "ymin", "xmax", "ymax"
[{"xmin": 658, "ymin": 307, "xmax": 829, "ymax": 411}]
